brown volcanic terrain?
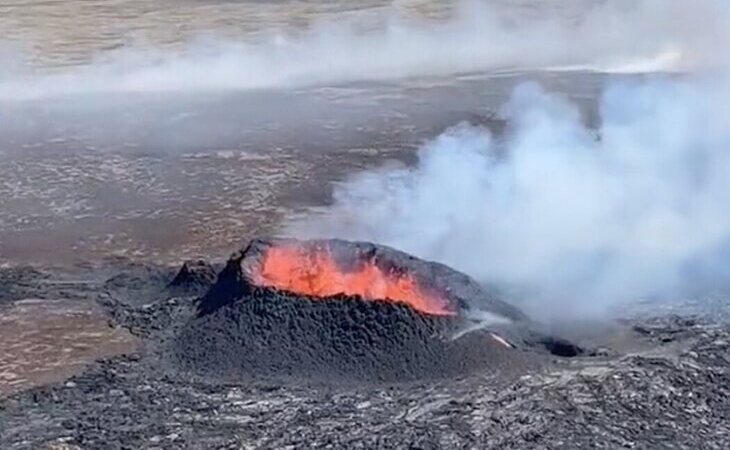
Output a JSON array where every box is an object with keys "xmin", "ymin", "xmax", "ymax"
[
  {"xmin": 0, "ymin": 298, "xmax": 138, "ymax": 396},
  {"xmin": 0, "ymin": 0, "xmax": 583, "ymax": 69},
  {"xmin": 0, "ymin": 0, "xmax": 397, "ymax": 68},
  {"xmin": 0, "ymin": 70, "xmax": 608, "ymax": 267}
]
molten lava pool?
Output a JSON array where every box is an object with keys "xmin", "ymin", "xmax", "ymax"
[{"xmin": 252, "ymin": 245, "xmax": 453, "ymax": 316}]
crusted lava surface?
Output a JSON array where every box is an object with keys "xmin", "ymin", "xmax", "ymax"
[
  {"xmin": 176, "ymin": 288, "xmax": 516, "ymax": 383},
  {"xmin": 0, "ymin": 255, "xmax": 729, "ymax": 449},
  {"xmin": 197, "ymin": 238, "xmax": 527, "ymax": 320}
]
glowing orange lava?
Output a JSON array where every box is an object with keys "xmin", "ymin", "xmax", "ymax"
[{"xmin": 252, "ymin": 246, "xmax": 454, "ymax": 316}]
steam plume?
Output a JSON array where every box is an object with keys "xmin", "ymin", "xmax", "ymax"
[
  {"xmin": 2, "ymin": 0, "xmax": 727, "ymax": 100},
  {"xmin": 287, "ymin": 76, "xmax": 730, "ymax": 317}
]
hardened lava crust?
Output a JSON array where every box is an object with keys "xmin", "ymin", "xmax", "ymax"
[{"xmin": 0, "ymin": 257, "xmax": 728, "ymax": 449}]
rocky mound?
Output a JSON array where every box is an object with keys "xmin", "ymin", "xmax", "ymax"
[
  {"xmin": 168, "ymin": 259, "xmax": 217, "ymax": 294},
  {"xmin": 173, "ymin": 238, "xmax": 576, "ymax": 382},
  {"xmin": 175, "ymin": 287, "xmax": 519, "ymax": 382}
]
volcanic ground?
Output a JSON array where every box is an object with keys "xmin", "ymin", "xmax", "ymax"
[
  {"xmin": 0, "ymin": 236, "xmax": 728, "ymax": 449},
  {"xmin": 0, "ymin": 73, "xmax": 728, "ymax": 448}
]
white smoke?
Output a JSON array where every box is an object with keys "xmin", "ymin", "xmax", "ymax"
[
  {"xmin": 1, "ymin": 0, "xmax": 727, "ymax": 100},
  {"xmin": 287, "ymin": 75, "xmax": 730, "ymax": 317}
]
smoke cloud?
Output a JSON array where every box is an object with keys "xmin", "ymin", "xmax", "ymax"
[
  {"xmin": 2, "ymin": 0, "xmax": 727, "ymax": 100},
  {"xmin": 287, "ymin": 75, "xmax": 730, "ymax": 317}
]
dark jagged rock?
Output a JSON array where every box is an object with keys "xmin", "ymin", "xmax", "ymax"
[
  {"xmin": 0, "ymin": 267, "xmax": 49, "ymax": 305},
  {"xmin": 0, "ymin": 260, "xmax": 728, "ymax": 449},
  {"xmin": 168, "ymin": 260, "xmax": 217, "ymax": 293},
  {"xmin": 175, "ymin": 286, "xmax": 520, "ymax": 383},
  {"xmin": 3, "ymin": 315, "xmax": 728, "ymax": 450}
]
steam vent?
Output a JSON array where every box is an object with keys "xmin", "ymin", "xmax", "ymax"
[{"xmin": 174, "ymin": 238, "xmax": 580, "ymax": 382}]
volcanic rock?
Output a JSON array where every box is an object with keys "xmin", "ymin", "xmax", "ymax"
[
  {"xmin": 1, "ymin": 260, "xmax": 727, "ymax": 449},
  {"xmin": 176, "ymin": 287, "xmax": 520, "ymax": 382},
  {"xmin": 174, "ymin": 238, "xmax": 561, "ymax": 382},
  {"xmin": 168, "ymin": 259, "xmax": 217, "ymax": 293}
]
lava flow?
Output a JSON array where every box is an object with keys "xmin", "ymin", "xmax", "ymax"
[{"xmin": 252, "ymin": 245, "xmax": 454, "ymax": 316}]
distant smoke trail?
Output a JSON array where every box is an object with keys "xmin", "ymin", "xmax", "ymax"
[
  {"xmin": 287, "ymin": 75, "xmax": 730, "ymax": 317},
  {"xmin": 1, "ymin": 0, "xmax": 726, "ymax": 100}
]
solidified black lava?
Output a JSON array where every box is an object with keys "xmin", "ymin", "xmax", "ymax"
[
  {"xmin": 175, "ymin": 287, "xmax": 515, "ymax": 382},
  {"xmin": 168, "ymin": 259, "xmax": 217, "ymax": 293},
  {"xmin": 174, "ymin": 238, "xmax": 572, "ymax": 382}
]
